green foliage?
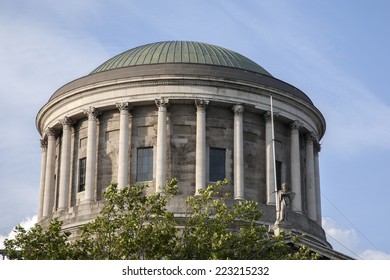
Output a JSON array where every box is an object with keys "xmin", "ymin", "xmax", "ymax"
[
  {"xmin": 4, "ymin": 179, "xmax": 317, "ymax": 260},
  {"xmin": 4, "ymin": 218, "xmax": 72, "ymax": 260},
  {"xmin": 74, "ymin": 180, "xmax": 179, "ymax": 259},
  {"xmin": 175, "ymin": 179, "xmax": 316, "ymax": 260}
]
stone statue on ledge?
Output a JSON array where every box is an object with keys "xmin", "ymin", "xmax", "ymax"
[{"xmin": 275, "ymin": 183, "xmax": 293, "ymax": 224}]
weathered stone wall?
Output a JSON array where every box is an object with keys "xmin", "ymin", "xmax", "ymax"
[
  {"xmin": 55, "ymin": 102, "xmax": 316, "ymax": 209},
  {"xmin": 170, "ymin": 104, "xmax": 196, "ymax": 196},
  {"xmin": 130, "ymin": 104, "xmax": 158, "ymax": 196},
  {"xmin": 97, "ymin": 110, "xmax": 120, "ymax": 200},
  {"xmin": 243, "ymin": 111, "xmax": 265, "ymax": 204},
  {"xmin": 45, "ymin": 101, "xmax": 326, "ymax": 247},
  {"xmin": 70, "ymin": 119, "xmax": 88, "ymax": 206}
]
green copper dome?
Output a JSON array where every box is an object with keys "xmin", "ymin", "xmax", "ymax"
[{"xmin": 91, "ymin": 41, "xmax": 272, "ymax": 76}]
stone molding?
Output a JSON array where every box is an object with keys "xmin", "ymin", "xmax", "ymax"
[{"xmin": 37, "ymin": 80, "xmax": 325, "ymax": 139}]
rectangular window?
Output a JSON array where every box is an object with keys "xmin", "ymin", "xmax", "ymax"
[
  {"xmin": 79, "ymin": 158, "xmax": 86, "ymax": 192},
  {"xmin": 137, "ymin": 147, "xmax": 153, "ymax": 182},
  {"xmin": 209, "ymin": 148, "xmax": 226, "ymax": 182}
]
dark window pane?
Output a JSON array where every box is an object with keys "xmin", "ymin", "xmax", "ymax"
[
  {"xmin": 79, "ymin": 158, "xmax": 86, "ymax": 192},
  {"xmin": 209, "ymin": 148, "xmax": 225, "ymax": 182},
  {"xmin": 137, "ymin": 147, "xmax": 153, "ymax": 181}
]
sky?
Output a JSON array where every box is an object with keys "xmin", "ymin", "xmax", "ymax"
[{"xmin": 1, "ymin": 0, "xmax": 390, "ymax": 260}]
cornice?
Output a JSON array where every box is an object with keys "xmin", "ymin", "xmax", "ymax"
[{"xmin": 36, "ymin": 77, "xmax": 326, "ymax": 139}]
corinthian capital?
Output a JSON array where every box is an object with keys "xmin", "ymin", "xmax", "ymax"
[
  {"xmin": 314, "ymin": 142, "xmax": 321, "ymax": 154},
  {"xmin": 155, "ymin": 97, "xmax": 169, "ymax": 109},
  {"xmin": 263, "ymin": 111, "xmax": 279, "ymax": 121},
  {"xmin": 45, "ymin": 127, "xmax": 57, "ymax": 137},
  {"xmin": 195, "ymin": 99, "xmax": 209, "ymax": 111},
  {"xmin": 290, "ymin": 120, "xmax": 303, "ymax": 130},
  {"xmin": 83, "ymin": 107, "xmax": 100, "ymax": 119},
  {"xmin": 40, "ymin": 139, "xmax": 48, "ymax": 149},
  {"xmin": 59, "ymin": 116, "xmax": 73, "ymax": 127},
  {"xmin": 232, "ymin": 104, "xmax": 244, "ymax": 116},
  {"xmin": 116, "ymin": 102, "xmax": 133, "ymax": 112},
  {"xmin": 306, "ymin": 132, "xmax": 317, "ymax": 143}
]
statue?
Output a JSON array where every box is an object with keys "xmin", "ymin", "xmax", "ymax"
[{"xmin": 276, "ymin": 183, "xmax": 292, "ymax": 223}]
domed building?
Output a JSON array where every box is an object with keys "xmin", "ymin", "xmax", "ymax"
[{"xmin": 36, "ymin": 41, "xmax": 347, "ymax": 259}]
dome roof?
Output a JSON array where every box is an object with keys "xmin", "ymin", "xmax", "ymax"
[{"xmin": 90, "ymin": 41, "xmax": 272, "ymax": 76}]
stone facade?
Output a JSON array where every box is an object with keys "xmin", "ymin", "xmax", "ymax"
[{"xmin": 35, "ymin": 41, "xmax": 341, "ymax": 257}]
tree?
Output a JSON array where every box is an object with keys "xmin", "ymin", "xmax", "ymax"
[
  {"xmin": 74, "ymin": 179, "xmax": 179, "ymax": 260},
  {"xmin": 5, "ymin": 179, "xmax": 317, "ymax": 260},
  {"xmin": 173, "ymin": 179, "xmax": 314, "ymax": 260},
  {"xmin": 4, "ymin": 218, "xmax": 73, "ymax": 260}
]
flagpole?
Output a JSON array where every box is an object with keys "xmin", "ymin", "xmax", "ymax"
[{"xmin": 270, "ymin": 95, "xmax": 279, "ymax": 217}]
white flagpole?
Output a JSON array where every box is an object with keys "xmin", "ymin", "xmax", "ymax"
[{"xmin": 270, "ymin": 95, "xmax": 279, "ymax": 218}]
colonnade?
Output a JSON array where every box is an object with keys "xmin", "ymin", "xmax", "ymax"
[{"xmin": 37, "ymin": 99, "xmax": 321, "ymax": 225}]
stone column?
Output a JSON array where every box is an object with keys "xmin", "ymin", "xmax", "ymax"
[
  {"xmin": 314, "ymin": 142, "xmax": 322, "ymax": 225},
  {"xmin": 306, "ymin": 133, "xmax": 317, "ymax": 221},
  {"xmin": 195, "ymin": 99, "xmax": 208, "ymax": 195},
  {"xmin": 83, "ymin": 107, "xmax": 99, "ymax": 202},
  {"xmin": 58, "ymin": 117, "xmax": 73, "ymax": 210},
  {"xmin": 233, "ymin": 104, "xmax": 245, "ymax": 200},
  {"xmin": 116, "ymin": 102, "xmax": 132, "ymax": 189},
  {"xmin": 43, "ymin": 128, "xmax": 57, "ymax": 218},
  {"xmin": 155, "ymin": 98, "xmax": 169, "ymax": 192},
  {"xmin": 290, "ymin": 121, "xmax": 303, "ymax": 213},
  {"xmin": 37, "ymin": 139, "xmax": 47, "ymax": 221},
  {"xmin": 264, "ymin": 112, "xmax": 276, "ymax": 205}
]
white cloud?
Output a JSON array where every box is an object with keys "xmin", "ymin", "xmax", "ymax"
[
  {"xmin": 0, "ymin": 215, "xmax": 37, "ymax": 250},
  {"xmin": 322, "ymin": 217, "xmax": 360, "ymax": 258},
  {"xmin": 360, "ymin": 249, "xmax": 390, "ymax": 260},
  {"xmin": 323, "ymin": 217, "xmax": 390, "ymax": 260},
  {"xmin": 0, "ymin": 3, "xmax": 108, "ymax": 236}
]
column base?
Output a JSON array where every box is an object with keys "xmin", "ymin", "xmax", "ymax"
[
  {"xmin": 273, "ymin": 221, "xmax": 294, "ymax": 236},
  {"xmin": 81, "ymin": 199, "xmax": 95, "ymax": 204}
]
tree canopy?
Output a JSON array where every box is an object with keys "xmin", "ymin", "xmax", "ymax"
[{"xmin": 5, "ymin": 179, "xmax": 317, "ymax": 260}]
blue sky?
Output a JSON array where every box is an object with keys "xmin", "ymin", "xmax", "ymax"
[{"xmin": 1, "ymin": 0, "xmax": 390, "ymax": 259}]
